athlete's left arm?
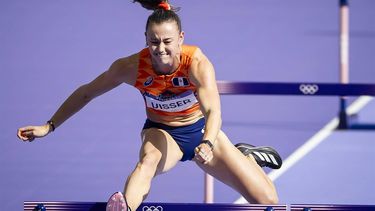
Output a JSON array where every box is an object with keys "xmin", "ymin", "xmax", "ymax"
[{"xmin": 189, "ymin": 48, "xmax": 222, "ymax": 147}]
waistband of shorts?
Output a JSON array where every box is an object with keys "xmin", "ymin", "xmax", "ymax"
[{"xmin": 143, "ymin": 118, "xmax": 205, "ymax": 131}]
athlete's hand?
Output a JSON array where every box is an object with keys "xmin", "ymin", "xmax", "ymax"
[
  {"xmin": 194, "ymin": 142, "xmax": 214, "ymax": 164},
  {"xmin": 17, "ymin": 124, "xmax": 51, "ymax": 142}
]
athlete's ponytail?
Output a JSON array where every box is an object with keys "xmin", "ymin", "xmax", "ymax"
[{"xmin": 133, "ymin": 0, "xmax": 182, "ymax": 32}]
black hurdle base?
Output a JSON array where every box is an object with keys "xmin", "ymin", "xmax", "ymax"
[
  {"xmin": 337, "ymin": 98, "xmax": 375, "ymax": 130},
  {"xmin": 338, "ymin": 113, "xmax": 375, "ymax": 130}
]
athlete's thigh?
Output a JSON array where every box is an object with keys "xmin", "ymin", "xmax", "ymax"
[
  {"xmin": 141, "ymin": 128, "xmax": 183, "ymax": 175},
  {"xmin": 195, "ymin": 130, "xmax": 274, "ymax": 202}
]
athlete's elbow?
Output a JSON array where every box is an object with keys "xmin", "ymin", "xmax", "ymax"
[
  {"xmin": 77, "ymin": 85, "xmax": 94, "ymax": 103},
  {"xmin": 213, "ymin": 110, "xmax": 222, "ymax": 125},
  {"xmin": 206, "ymin": 109, "xmax": 221, "ymax": 121}
]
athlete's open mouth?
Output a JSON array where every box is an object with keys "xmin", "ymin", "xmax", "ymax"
[{"xmin": 156, "ymin": 52, "xmax": 169, "ymax": 57}]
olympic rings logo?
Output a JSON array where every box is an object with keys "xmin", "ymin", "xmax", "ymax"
[
  {"xmin": 142, "ymin": 205, "xmax": 163, "ymax": 211},
  {"xmin": 299, "ymin": 84, "xmax": 319, "ymax": 95}
]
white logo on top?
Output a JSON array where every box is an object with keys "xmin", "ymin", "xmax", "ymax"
[
  {"xmin": 142, "ymin": 206, "xmax": 163, "ymax": 211},
  {"xmin": 299, "ymin": 84, "xmax": 319, "ymax": 95},
  {"xmin": 144, "ymin": 76, "xmax": 154, "ymax": 87}
]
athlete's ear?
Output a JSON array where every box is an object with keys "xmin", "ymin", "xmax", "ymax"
[
  {"xmin": 179, "ymin": 31, "xmax": 185, "ymax": 46},
  {"xmin": 144, "ymin": 32, "xmax": 148, "ymax": 47}
]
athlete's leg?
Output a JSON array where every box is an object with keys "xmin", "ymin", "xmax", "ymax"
[
  {"xmin": 124, "ymin": 128, "xmax": 183, "ymax": 210},
  {"xmin": 195, "ymin": 130, "xmax": 278, "ymax": 204}
]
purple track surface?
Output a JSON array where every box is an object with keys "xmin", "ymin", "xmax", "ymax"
[{"xmin": 1, "ymin": 0, "xmax": 375, "ymax": 210}]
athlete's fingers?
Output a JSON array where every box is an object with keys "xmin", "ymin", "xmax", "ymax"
[
  {"xmin": 19, "ymin": 126, "xmax": 34, "ymax": 132},
  {"xmin": 196, "ymin": 144, "xmax": 211, "ymax": 156},
  {"xmin": 200, "ymin": 149, "xmax": 213, "ymax": 156},
  {"xmin": 199, "ymin": 146, "xmax": 213, "ymax": 155},
  {"xmin": 199, "ymin": 150, "xmax": 205, "ymax": 156},
  {"xmin": 17, "ymin": 129, "xmax": 25, "ymax": 140},
  {"xmin": 203, "ymin": 154, "xmax": 213, "ymax": 164},
  {"xmin": 195, "ymin": 147, "xmax": 206, "ymax": 159},
  {"xmin": 198, "ymin": 151, "xmax": 212, "ymax": 164},
  {"xmin": 23, "ymin": 131, "xmax": 35, "ymax": 141},
  {"xmin": 22, "ymin": 130, "xmax": 36, "ymax": 142},
  {"xmin": 28, "ymin": 136, "xmax": 35, "ymax": 142},
  {"xmin": 19, "ymin": 135, "xmax": 33, "ymax": 142},
  {"xmin": 199, "ymin": 151, "xmax": 209, "ymax": 160},
  {"xmin": 22, "ymin": 130, "xmax": 34, "ymax": 136},
  {"xmin": 17, "ymin": 127, "xmax": 34, "ymax": 140},
  {"xmin": 17, "ymin": 130, "xmax": 30, "ymax": 141},
  {"xmin": 194, "ymin": 155, "xmax": 202, "ymax": 163},
  {"xmin": 195, "ymin": 143, "xmax": 214, "ymax": 164},
  {"xmin": 194, "ymin": 152, "xmax": 206, "ymax": 164}
]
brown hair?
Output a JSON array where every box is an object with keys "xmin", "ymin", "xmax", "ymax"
[{"xmin": 133, "ymin": 0, "xmax": 182, "ymax": 32}]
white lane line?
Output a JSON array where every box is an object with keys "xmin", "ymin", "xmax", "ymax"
[{"xmin": 234, "ymin": 96, "xmax": 373, "ymax": 204}]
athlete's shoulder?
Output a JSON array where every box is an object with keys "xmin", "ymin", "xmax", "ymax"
[
  {"xmin": 182, "ymin": 45, "xmax": 207, "ymax": 64},
  {"xmin": 109, "ymin": 52, "xmax": 140, "ymax": 85},
  {"xmin": 187, "ymin": 46, "xmax": 214, "ymax": 86},
  {"xmin": 182, "ymin": 45, "xmax": 199, "ymax": 56},
  {"xmin": 187, "ymin": 46, "xmax": 209, "ymax": 65},
  {"xmin": 115, "ymin": 52, "xmax": 139, "ymax": 69},
  {"xmin": 182, "ymin": 44, "xmax": 197, "ymax": 52}
]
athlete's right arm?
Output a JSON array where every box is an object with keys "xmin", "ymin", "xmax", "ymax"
[{"xmin": 17, "ymin": 54, "xmax": 138, "ymax": 142}]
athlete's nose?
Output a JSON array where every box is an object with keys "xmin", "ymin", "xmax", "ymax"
[{"xmin": 157, "ymin": 42, "xmax": 166, "ymax": 54}]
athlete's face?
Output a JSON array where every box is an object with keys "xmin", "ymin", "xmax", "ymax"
[{"xmin": 146, "ymin": 21, "xmax": 184, "ymax": 73}]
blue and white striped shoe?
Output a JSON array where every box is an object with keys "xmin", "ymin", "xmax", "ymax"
[{"xmin": 235, "ymin": 143, "xmax": 283, "ymax": 169}]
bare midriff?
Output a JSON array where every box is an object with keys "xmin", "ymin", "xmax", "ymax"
[{"xmin": 146, "ymin": 109, "xmax": 204, "ymax": 126}]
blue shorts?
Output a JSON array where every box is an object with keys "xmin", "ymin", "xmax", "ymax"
[{"xmin": 142, "ymin": 118, "xmax": 205, "ymax": 161}]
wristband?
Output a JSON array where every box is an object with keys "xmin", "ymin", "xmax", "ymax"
[
  {"xmin": 47, "ymin": 120, "xmax": 55, "ymax": 132},
  {"xmin": 202, "ymin": 140, "xmax": 214, "ymax": 150}
]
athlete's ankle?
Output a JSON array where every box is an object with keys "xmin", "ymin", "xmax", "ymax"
[
  {"xmin": 123, "ymin": 194, "xmax": 131, "ymax": 211},
  {"xmin": 124, "ymin": 196, "xmax": 131, "ymax": 211}
]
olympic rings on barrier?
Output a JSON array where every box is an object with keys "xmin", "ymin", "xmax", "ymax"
[
  {"xmin": 142, "ymin": 205, "xmax": 163, "ymax": 211},
  {"xmin": 299, "ymin": 84, "xmax": 319, "ymax": 95},
  {"xmin": 216, "ymin": 81, "xmax": 375, "ymax": 96}
]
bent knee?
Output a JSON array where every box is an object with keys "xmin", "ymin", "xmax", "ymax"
[
  {"xmin": 256, "ymin": 190, "xmax": 279, "ymax": 204},
  {"xmin": 137, "ymin": 152, "xmax": 162, "ymax": 176},
  {"xmin": 141, "ymin": 152, "xmax": 162, "ymax": 168}
]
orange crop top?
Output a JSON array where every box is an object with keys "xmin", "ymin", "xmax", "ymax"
[{"xmin": 134, "ymin": 45, "xmax": 201, "ymax": 118}]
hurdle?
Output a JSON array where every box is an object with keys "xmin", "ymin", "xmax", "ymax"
[
  {"xmin": 24, "ymin": 201, "xmax": 375, "ymax": 211},
  {"xmin": 24, "ymin": 201, "xmax": 287, "ymax": 211},
  {"xmin": 212, "ymin": 80, "xmax": 375, "ymax": 204},
  {"xmin": 290, "ymin": 204, "xmax": 375, "ymax": 211},
  {"xmin": 217, "ymin": 81, "xmax": 375, "ymax": 131}
]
